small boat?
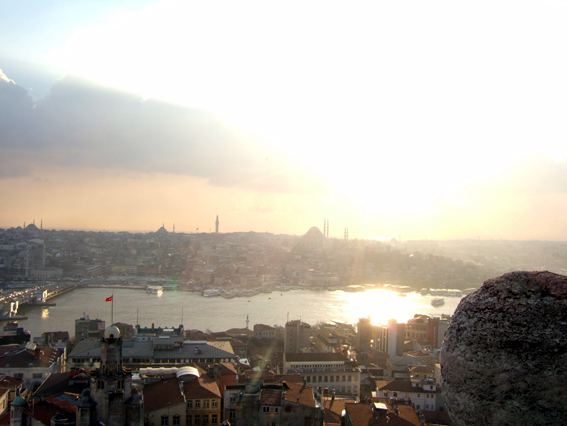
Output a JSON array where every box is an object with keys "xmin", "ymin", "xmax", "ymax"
[
  {"xmin": 431, "ymin": 297, "xmax": 445, "ymax": 306},
  {"xmin": 146, "ymin": 286, "xmax": 163, "ymax": 295}
]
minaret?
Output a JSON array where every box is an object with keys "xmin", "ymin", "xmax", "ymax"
[
  {"xmin": 215, "ymin": 215, "xmax": 219, "ymax": 234},
  {"xmin": 323, "ymin": 218, "xmax": 326, "ymax": 237},
  {"xmin": 326, "ymin": 219, "xmax": 329, "ymax": 238},
  {"xmin": 173, "ymin": 223, "xmax": 175, "ymax": 233},
  {"xmin": 246, "ymin": 314, "xmax": 250, "ymax": 329}
]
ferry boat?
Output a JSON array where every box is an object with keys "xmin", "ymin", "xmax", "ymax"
[
  {"xmin": 431, "ymin": 297, "xmax": 445, "ymax": 306},
  {"xmin": 146, "ymin": 286, "xmax": 163, "ymax": 295}
]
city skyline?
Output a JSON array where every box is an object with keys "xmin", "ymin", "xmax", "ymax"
[{"xmin": 2, "ymin": 1, "xmax": 567, "ymax": 240}]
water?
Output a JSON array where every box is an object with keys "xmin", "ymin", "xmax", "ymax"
[{"xmin": 14, "ymin": 287, "xmax": 464, "ymax": 339}]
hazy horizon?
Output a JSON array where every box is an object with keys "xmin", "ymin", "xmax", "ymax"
[{"xmin": 3, "ymin": 1, "xmax": 567, "ymax": 240}]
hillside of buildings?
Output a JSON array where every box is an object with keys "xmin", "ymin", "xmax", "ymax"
[{"xmin": 2, "ymin": 224, "xmax": 567, "ymax": 292}]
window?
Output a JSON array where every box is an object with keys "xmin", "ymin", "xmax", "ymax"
[
  {"xmin": 33, "ymin": 373, "xmax": 42, "ymax": 379},
  {"xmin": 274, "ymin": 408, "xmax": 280, "ymax": 414},
  {"xmin": 342, "ymin": 376, "xmax": 345, "ymax": 382},
  {"xmin": 416, "ymin": 405, "xmax": 420, "ymax": 409},
  {"xmin": 318, "ymin": 376, "xmax": 322, "ymax": 382},
  {"xmin": 348, "ymin": 375, "xmax": 352, "ymax": 382},
  {"xmin": 194, "ymin": 416, "xmax": 200, "ymax": 425},
  {"xmin": 212, "ymin": 400, "xmax": 218, "ymax": 408},
  {"xmin": 211, "ymin": 415, "xmax": 217, "ymax": 425},
  {"xmin": 14, "ymin": 374, "xmax": 23, "ymax": 380},
  {"xmin": 263, "ymin": 406, "xmax": 270, "ymax": 413},
  {"xmin": 229, "ymin": 411, "xmax": 235, "ymax": 420},
  {"xmin": 417, "ymin": 394, "xmax": 420, "ymax": 397},
  {"xmin": 324, "ymin": 376, "xmax": 328, "ymax": 382},
  {"xmin": 229, "ymin": 396, "xmax": 236, "ymax": 403},
  {"xmin": 187, "ymin": 401, "xmax": 193, "ymax": 409},
  {"xmin": 188, "ymin": 416, "xmax": 193, "ymax": 425},
  {"xmin": 203, "ymin": 416, "xmax": 209, "ymax": 425},
  {"xmin": 173, "ymin": 416, "xmax": 180, "ymax": 426},
  {"xmin": 195, "ymin": 400, "xmax": 201, "ymax": 409},
  {"xmin": 161, "ymin": 416, "xmax": 169, "ymax": 426},
  {"xmin": 203, "ymin": 400, "xmax": 210, "ymax": 408}
]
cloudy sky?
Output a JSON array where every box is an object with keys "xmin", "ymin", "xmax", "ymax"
[{"xmin": 2, "ymin": 0, "xmax": 567, "ymax": 240}]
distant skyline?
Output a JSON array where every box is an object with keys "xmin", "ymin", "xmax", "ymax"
[{"xmin": 2, "ymin": 1, "xmax": 567, "ymax": 240}]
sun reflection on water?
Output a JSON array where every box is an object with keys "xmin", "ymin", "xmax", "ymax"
[{"xmin": 333, "ymin": 289, "xmax": 434, "ymax": 325}]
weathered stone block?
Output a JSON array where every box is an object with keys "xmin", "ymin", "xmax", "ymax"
[{"xmin": 441, "ymin": 271, "xmax": 567, "ymax": 426}]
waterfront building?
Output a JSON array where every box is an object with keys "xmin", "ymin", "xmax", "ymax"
[
  {"xmin": 68, "ymin": 339, "xmax": 236, "ymax": 371},
  {"xmin": 284, "ymin": 320, "xmax": 311, "ymax": 353},
  {"xmin": 386, "ymin": 319, "xmax": 406, "ymax": 357},
  {"xmin": 425, "ymin": 316, "xmax": 451, "ymax": 349},
  {"xmin": 0, "ymin": 324, "xmax": 30, "ymax": 346},
  {"xmin": 405, "ymin": 314, "xmax": 428, "ymax": 342},
  {"xmin": 252, "ymin": 324, "xmax": 277, "ymax": 339},
  {"xmin": 75, "ymin": 315, "xmax": 105, "ymax": 342},
  {"xmin": 283, "ymin": 352, "xmax": 362, "ymax": 398},
  {"xmin": 356, "ymin": 317, "xmax": 374, "ymax": 351},
  {"xmin": 135, "ymin": 324, "xmax": 184, "ymax": 338}
]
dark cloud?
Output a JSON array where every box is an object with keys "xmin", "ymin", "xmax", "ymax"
[{"xmin": 0, "ymin": 70, "xmax": 322, "ymax": 193}]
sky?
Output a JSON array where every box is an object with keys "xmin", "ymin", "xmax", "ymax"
[{"xmin": 2, "ymin": 0, "xmax": 567, "ymax": 240}]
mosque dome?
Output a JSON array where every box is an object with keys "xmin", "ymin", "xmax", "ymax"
[
  {"xmin": 304, "ymin": 226, "xmax": 324, "ymax": 237},
  {"xmin": 103, "ymin": 325, "xmax": 121, "ymax": 340}
]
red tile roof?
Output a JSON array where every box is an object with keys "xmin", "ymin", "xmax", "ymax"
[
  {"xmin": 183, "ymin": 375, "xmax": 221, "ymax": 399},
  {"xmin": 144, "ymin": 378, "xmax": 185, "ymax": 413},
  {"xmin": 259, "ymin": 389, "xmax": 282, "ymax": 406},
  {"xmin": 282, "ymin": 383, "xmax": 315, "ymax": 407},
  {"xmin": 345, "ymin": 402, "xmax": 421, "ymax": 426}
]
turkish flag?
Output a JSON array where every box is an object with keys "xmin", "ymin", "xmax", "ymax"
[{"xmin": 105, "ymin": 296, "xmax": 113, "ymax": 302}]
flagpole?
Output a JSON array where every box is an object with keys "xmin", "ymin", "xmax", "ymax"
[{"xmin": 111, "ymin": 292, "xmax": 114, "ymax": 325}]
